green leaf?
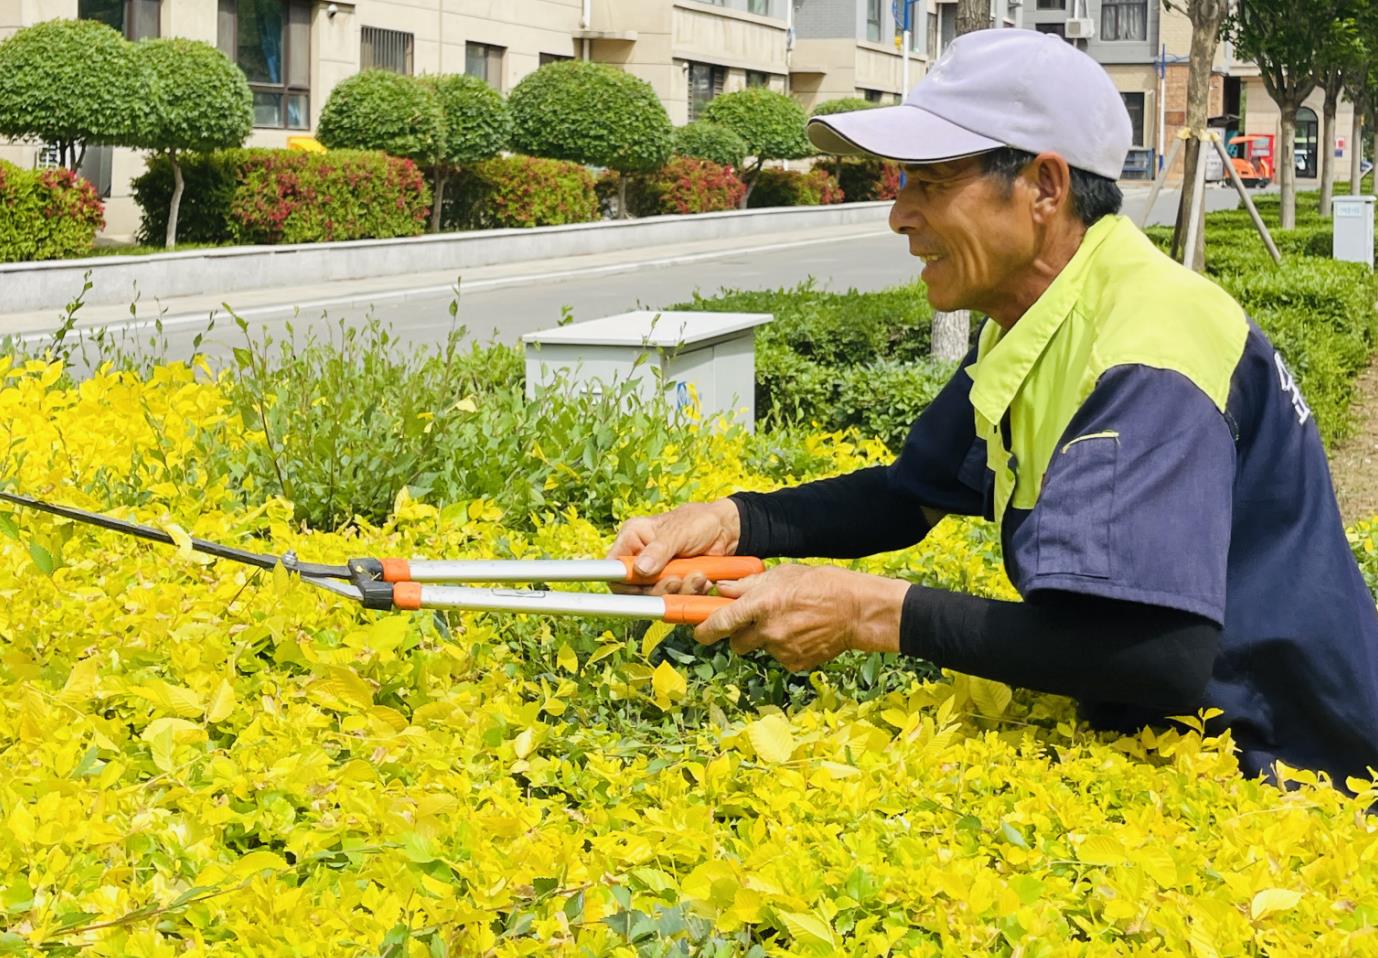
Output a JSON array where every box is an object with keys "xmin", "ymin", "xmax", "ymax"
[
  {"xmin": 28, "ymin": 541, "xmax": 54, "ymax": 575},
  {"xmin": 0, "ymin": 513, "xmax": 18, "ymax": 540}
]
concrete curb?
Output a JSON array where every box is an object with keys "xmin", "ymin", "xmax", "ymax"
[{"xmin": 2, "ymin": 203, "xmax": 893, "ymax": 313}]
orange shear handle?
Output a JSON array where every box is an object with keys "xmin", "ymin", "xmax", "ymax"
[
  {"xmin": 619, "ymin": 555, "xmax": 764, "ymax": 586},
  {"xmin": 661, "ymin": 594, "xmax": 733, "ymax": 625}
]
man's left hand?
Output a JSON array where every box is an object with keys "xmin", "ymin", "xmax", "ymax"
[{"xmin": 693, "ymin": 564, "xmax": 908, "ymax": 671}]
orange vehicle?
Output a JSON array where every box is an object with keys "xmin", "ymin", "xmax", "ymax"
[{"xmin": 1227, "ymin": 134, "xmax": 1274, "ymax": 187}]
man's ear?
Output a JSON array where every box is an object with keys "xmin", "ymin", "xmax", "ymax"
[{"xmin": 1026, "ymin": 152, "xmax": 1073, "ymax": 224}]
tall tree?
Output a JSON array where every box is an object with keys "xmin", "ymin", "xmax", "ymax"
[
  {"xmin": 930, "ymin": 0, "xmax": 992, "ymax": 362},
  {"xmin": 1161, "ymin": 1, "xmax": 1229, "ymax": 270},
  {"xmin": 1316, "ymin": 15, "xmax": 1362, "ymax": 216},
  {"xmin": 1226, "ymin": 0, "xmax": 1331, "ymax": 228},
  {"xmin": 1339, "ymin": 1, "xmax": 1378, "ymax": 198}
]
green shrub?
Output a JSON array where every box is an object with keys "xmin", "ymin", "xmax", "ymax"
[
  {"xmin": 809, "ymin": 97, "xmax": 877, "ymax": 118},
  {"xmin": 672, "ymin": 120, "xmax": 748, "ymax": 170},
  {"xmin": 424, "ymin": 73, "xmax": 510, "ymax": 165},
  {"xmin": 606, "ymin": 157, "xmax": 747, "ymax": 217},
  {"xmin": 133, "ymin": 148, "xmax": 430, "ymax": 245},
  {"xmin": 509, "ymin": 61, "xmax": 672, "ymax": 177},
  {"xmin": 834, "ymin": 157, "xmax": 902, "ymax": 202},
  {"xmin": 0, "ymin": 19, "xmax": 141, "ymax": 169},
  {"xmin": 746, "ymin": 167, "xmax": 844, "ymax": 208},
  {"xmin": 315, "ymin": 70, "xmax": 446, "ymax": 165},
  {"xmin": 0, "ymin": 160, "xmax": 104, "ymax": 262},
  {"xmin": 444, "ymin": 154, "xmax": 599, "ymax": 229}
]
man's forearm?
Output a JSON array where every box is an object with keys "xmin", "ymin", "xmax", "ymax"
[
  {"xmin": 729, "ymin": 466, "xmax": 934, "ymax": 559},
  {"xmin": 897, "ymin": 587, "xmax": 1221, "ymax": 714}
]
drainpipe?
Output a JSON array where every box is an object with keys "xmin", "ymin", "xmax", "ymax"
[
  {"xmin": 582, "ymin": 0, "xmax": 591, "ymax": 60},
  {"xmin": 785, "ymin": 0, "xmax": 794, "ymax": 97}
]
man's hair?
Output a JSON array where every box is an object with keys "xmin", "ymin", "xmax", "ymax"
[{"xmin": 979, "ymin": 147, "xmax": 1122, "ymax": 227}]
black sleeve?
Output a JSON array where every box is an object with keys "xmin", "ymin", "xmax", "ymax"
[
  {"xmin": 729, "ymin": 347, "xmax": 988, "ymax": 560},
  {"xmin": 899, "ymin": 586, "xmax": 1221, "ymax": 715}
]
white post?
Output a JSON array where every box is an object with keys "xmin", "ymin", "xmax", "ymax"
[{"xmin": 902, "ymin": 29, "xmax": 911, "ymax": 95}]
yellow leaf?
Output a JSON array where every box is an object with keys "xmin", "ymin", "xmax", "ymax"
[
  {"xmin": 1250, "ymin": 888, "xmax": 1302, "ymax": 921},
  {"xmin": 273, "ymin": 559, "xmax": 292, "ymax": 597},
  {"xmin": 233, "ymin": 850, "xmax": 287, "ymax": 879},
  {"xmin": 1136, "ymin": 846, "xmax": 1178, "ymax": 888},
  {"xmin": 454, "ymin": 396, "xmax": 478, "ymax": 413},
  {"xmin": 129, "ymin": 680, "xmax": 205, "ymax": 718},
  {"xmin": 968, "ymin": 676, "xmax": 1012, "ymax": 718},
  {"xmin": 206, "ymin": 679, "xmax": 237, "ymax": 724},
  {"xmin": 8, "ymin": 802, "xmax": 34, "ymax": 844},
  {"xmin": 163, "ymin": 522, "xmax": 209, "ymax": 565},
  {"xmin": 816, "ymin": 761, "xmax": 860, "ymax": 779},
  {"xmin": 778, "ymin": 911, "xmax": 836, "ymax": 951},
  {"xmin": 651, "ymin": 660, "xmax": 687, "ymax": 709},
  {"xmin": 747, "ymin": 714, "xmax": 796, "ymax": 764},
  {"xmin": 641, "ymin": 620, "xmax": 674, "ymax": 658},
  {"xmin": 59, "ymin": 658, "xmax": 101, "ymax": 703},
  {"xmin": 306, "ymin": 667, "xmax": 375, "ymax": 712},
  {"xmin": 587, "ymin": 644, "xmax": 622, "ymax": 667},
  {"xmin": 513, "ymin": 728, "xmax": 536, "ymax": 759},
  {"xmin": 1077, "ymin": 835, "xmax": 1127, "ymax": 867},
  {"xmin": 556, "ymin": 643, "xmax": 579, "ymax": 674}
]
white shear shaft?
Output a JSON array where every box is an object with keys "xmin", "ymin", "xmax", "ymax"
[
  {"xmin": 403, "ymin": 559, "xmax": 627, "ymax": 583},
  {"xmin": 418, "ymin": 585, "xmax": 666, "ymax": 619}
]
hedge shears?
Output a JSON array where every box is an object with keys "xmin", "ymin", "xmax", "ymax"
[{"xmin": 0, "ymin": 491, "xmax": 757, "ymax": 625}]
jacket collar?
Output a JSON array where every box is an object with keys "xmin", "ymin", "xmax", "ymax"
[{"xmin": 966, "ymin": 214, "xmax": 1126, "ymax": 426}]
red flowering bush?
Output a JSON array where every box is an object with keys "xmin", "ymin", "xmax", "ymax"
[
  {"xmin": 835, "ymin": 157, "xmax": 902, "ymax": 203},
  {"xmin": 133, "ymin": 148, "xmax": 430, "ymax": 245},
  {"xmin": 746, "ymin": 167, "xmax": 844, "ymax": 208},
  {"xmin": 0, "ymin": 160, "xmax": 104, "ymax": 262},
  {"xmin": 608, "ymin": 157, "xmax": 747, "ymax": 217},
  {"xmin": 443, "ymin": 154, "xmax": 599, "ymax": 229}
]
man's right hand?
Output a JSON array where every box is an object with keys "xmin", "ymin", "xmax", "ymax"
[{"xmin": 606, "ymin": 499, "xmax": 742, "ymax": 595}]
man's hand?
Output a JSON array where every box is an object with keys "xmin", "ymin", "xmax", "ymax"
[
  {"xmin": 606, "ymin": 499, "xmax": 742, "ymax": 596},
  {"xmin": 694, "ymin": 564, "xmax": 909, "ymax": 671}
]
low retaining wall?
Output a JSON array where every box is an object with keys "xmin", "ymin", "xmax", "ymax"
[{"xmin": 2, "ymin": 203, "xmax": 892, "ymax": 313}]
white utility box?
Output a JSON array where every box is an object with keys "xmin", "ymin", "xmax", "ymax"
[
  {"xmin": 1333, "ymin": 194, "xmax": 1376, "ymax": 269},
  {"xmin": 522, "ymin": 310, "xmax": 773, "ymax": 430}
]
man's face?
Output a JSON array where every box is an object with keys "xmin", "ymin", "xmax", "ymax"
[{"xmin": 888, "ymin": 154, "xmax": 1038, "ymax": 314}]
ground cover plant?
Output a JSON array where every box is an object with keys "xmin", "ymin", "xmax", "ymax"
[{"xmin": 3, "ymin": 310, "xmax": 1378, "ymax": 953}]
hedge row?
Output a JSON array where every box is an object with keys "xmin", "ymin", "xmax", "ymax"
[
  {"xmin": 0, "ymin": 160, "xmax": 104, "ymax": 262},
  {"xmin": 132, "ymin": 148, "xmax": 431, "ymax": 245}
]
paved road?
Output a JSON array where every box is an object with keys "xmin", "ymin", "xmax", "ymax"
[{"xmin": 11, "ymin": 185, "xmax": 1239, "ymax": 369}]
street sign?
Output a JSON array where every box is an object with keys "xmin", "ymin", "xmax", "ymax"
[{"xmin": 891, "ymin": 0, "xmax": 916, "ymax": 32}]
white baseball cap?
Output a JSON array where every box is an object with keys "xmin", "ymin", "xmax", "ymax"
[{"xmin": 807, "ymin": 28, "xmax": 1132, "ymax": 181}]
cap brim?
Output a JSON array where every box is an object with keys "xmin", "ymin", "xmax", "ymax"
[{"xmin": 807, "ymin": 104, "xmax": 1003, "ymax": 164}]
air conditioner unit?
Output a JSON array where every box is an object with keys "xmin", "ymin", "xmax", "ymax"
[{"xmin": 1065, "ymin": 17, "xmax": 1095, "ymax": 39}]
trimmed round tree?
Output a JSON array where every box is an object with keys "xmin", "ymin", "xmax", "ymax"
[
  {"xmin": 509, "ymin": 61, "xmax": 672, "ymax": 218},
  {"xmin": 672, "ymin": 120, "xmax": 748, "ymax": 170},
  {"xmin": 703, "ymin": 88, "xmax": 813, "ymax": 206},
  {"xmin": 420, "ymin": 73, "xmax": 509, "ymax": 232},
  {"xmin": 0, "ymin": 19, "xmax": 140, "ymax": 170},
  {"xmin": 810, "ymin": 97, "xmax": 878, "ymax": 181},
  {"xmin": 130, "ymin": 38, "xmax": 252, "ymax": 248}
]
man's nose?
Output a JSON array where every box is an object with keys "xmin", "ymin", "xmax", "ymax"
[{"xmin": 889, "ymin": 193, "xmax": 922, "ymax": 235}]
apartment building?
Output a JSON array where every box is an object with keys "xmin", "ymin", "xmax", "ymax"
[{"xmin": 1025, "ymin": 0, "xmax": 1355, "ymax": 184}]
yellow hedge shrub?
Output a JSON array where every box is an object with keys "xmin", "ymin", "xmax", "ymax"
[{"xmin": 2, "ymin": 361, "xmax": 1378, "ymax": 956}]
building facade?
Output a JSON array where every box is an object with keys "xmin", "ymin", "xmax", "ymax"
[{"xmin": 0, "ymin": 0, "xmax": 1355, "ymax": 239}]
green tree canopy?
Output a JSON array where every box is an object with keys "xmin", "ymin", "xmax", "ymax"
[
  {"xmin": 316, "ymin": 69, "xmax": 446, "ymax": 166},
  {"xmin": 508, "ymin": 61, "xmax": 672, "ymax": 175},
  {"xmin": 130, "ymin": 37, "xmax": 252, "ymax": 247},
  {"xmin": 702, "ymin": 88, "xmax": 812, "ymax": 203},
  {"xmin": 0, "ymin": 18, "xmax": 141, "ymax": 169},
  {"xmin": 809, "ymin": 97, "xmax": 877, "ymax": 118},
  {"xmin": 422, "ymin": 73, "xmax": 510, "ymax": 166},
  {"xmin": 672, "ymin": 120, "xmax": 748, "ymax": 169}
]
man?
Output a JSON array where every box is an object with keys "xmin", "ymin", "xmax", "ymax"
[{"xmin": 608, "ymin": 29, "xmax": 1378, "ymax": 787}]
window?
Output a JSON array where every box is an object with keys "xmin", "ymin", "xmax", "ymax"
[
  {"xmin": 361, "ymin": 26, "xmax": 413, "ymax": 75},
  {"xmin": 218, "ymin": 0, "xmax": 311, "ymax": 130},
  {"xmin": 1121, "ymin": 92, "xmax": 1145, "ymax": 146},
  {"xmin": 687, "ymin": 61, "xmax": 725, "ymax": 121},
  {"xmin": 80, "ymin": 0, "xmax": 160, "ymax": 39},
  {"xmin": 927, "ymin": 11, "xmax": 938, "ymax": 57},
  {"xmin": 747, "ymin": 0, "xmax": 771, "ymax": 14},
  {"xmin": 745, "ymin": 70, "xmax": 770, "ymax": 88},
  {"xmin": 866, "ymin": 0, "xmax": 882, "ymax": 42},
  {"xmin": 466, "ymin": 42, "xmax": 505, "ymax": 90},
  {"xmin": 1102, "ymin": 0, "xmax": 1148, "ymax": 41},
  {"xmin": 1035, "ymin": 21, "xmax": 1067, "ymax": 38},
  {"xmin": 939, "ymin": 3, "xmax": 956, "ymax": 51},
  {"xmin": 1035, "ymin": 0, "xmax": 1065, "ymax": 8},
  {"xmin": 540, "ymin": 52, "xmax": 572, "ymax": 66}
]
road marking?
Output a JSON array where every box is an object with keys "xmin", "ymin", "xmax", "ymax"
[{"xmin": 18, "ymin": 228, "xmax": 896, "ymax": 343}]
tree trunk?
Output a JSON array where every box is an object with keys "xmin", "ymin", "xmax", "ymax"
[
  {"xmin": 166, "ymin": 153, "xmax": 184, "ymax": 250},
  {"xmin": 955, "ymin": 0, "xmax": 990, "ymax": 34},
  {"xmin": 430, "ymin": 169, "xmax": 447, "ymax": 233},
  {"xmin": 1279, "ymin": 104, "xmax": 1298, "ymax": 229},
  {"xmin": 930, "ymin": 0, "xmax": 990, "ymax": 362},
  {"xmin": 1170, "ymin": 0, "xmax": 1225, "ymax": 270},
  {"xmin": 740, "ymin": 161, "xmax": 763, "ymax": 210},
  {"xmin": 617, "ymin": 173, "xmax": 630, "ymax": 219},
  {"xmin": 1320, "ymin": 82, "xmax": 1339, "ymax": 216}
]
